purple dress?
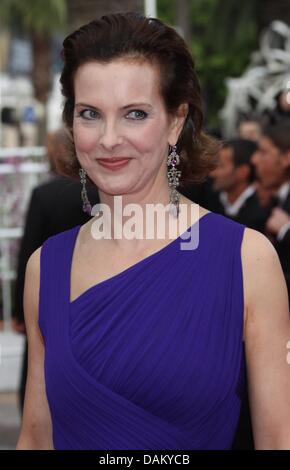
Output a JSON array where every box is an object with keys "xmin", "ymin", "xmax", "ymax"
[{"xmin": 39, "ymin": 211, "xmax": 246, "ymax": 450}]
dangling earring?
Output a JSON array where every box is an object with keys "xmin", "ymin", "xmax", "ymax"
[
  {"xmin": 167, "ymin": 144, "xmax": 181, "ymax": 217},
  {"xmin": 79, "ymin": 168, "xmax": 92, "ymax": 215}
]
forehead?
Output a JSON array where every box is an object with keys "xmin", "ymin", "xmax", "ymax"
[
  {"xmin": 259, "ymin": 136, "xmax": 277, "ymax": 151},
  {"xmin": 240, "ymin": 121, "xmax": 259, "ymax": 129},
  {"xmin": 74, "ymin": 59, "xmax": 161, "ymax": 104}
]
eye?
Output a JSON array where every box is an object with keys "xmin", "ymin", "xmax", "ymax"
[
  {"xmin": 126, "ymin": 110, "xmax": 148, "ymax": 120},
  {"xmin": 79, "ymin": 109, "xmax": 99, "ymax": 120}
]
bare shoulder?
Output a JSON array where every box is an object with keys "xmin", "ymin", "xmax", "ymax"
[
  {"xmin": 241, "ymin": 227, "xmax": 289, "ymax": 325},
  {"xmin": 24, "ymin": 246, "xmax": 42, "ymax": 327},
  {"xmin": 241, "ymin": 226, "xmax": 278, "ymax": 258},
  {"xmin": 239, "ymin": 229, "xmax": 290, "ymax": 449},
  {"xmin": 26, "ymin": 245, "xmax": 42, "ymax": 278}
]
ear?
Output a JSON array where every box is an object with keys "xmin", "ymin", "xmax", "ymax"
[{"xmin": 168, "ymin": 103, "xmax": 189, "ymax": 146}]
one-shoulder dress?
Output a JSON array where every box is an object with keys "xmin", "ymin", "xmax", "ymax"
[{"xmin": 39, "ymin": 211, "xmax": 246, "ymax": 449}]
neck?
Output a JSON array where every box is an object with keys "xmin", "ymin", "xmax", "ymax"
[
  {"xmin": 225, "ymin": 182, "xmax": 249, "ymax": 204},
  {"xmin": 98, "ymin": 181, "xmax": 171, "ymax": 221},
  {"xmin": 93, "ymin": 180, "xmax": 185, "ymax": 251}
]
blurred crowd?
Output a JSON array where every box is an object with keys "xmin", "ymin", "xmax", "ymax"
[{"xmin": 184, "ymin": 108, "xmax": 290, "ymax": 309}]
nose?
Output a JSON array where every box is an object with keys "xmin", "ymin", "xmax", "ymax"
[{"xmin": 99, "ymin": 119, "xmax": 123, "ymax": 149}]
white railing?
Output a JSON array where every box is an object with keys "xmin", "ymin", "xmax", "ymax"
[
  {"xmin": 0, "ymin": 147, "xmax": 46, "ymax": 158},
  {"xmin": 0, "ymin": 147, "xmax": 49, "ymax": 328}
]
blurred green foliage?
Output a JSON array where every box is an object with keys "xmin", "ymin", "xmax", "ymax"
[
  {"xmin": 1, "ymin": 0, "xmax": 67, "ymax": 33},
  {"xmin": 157, "ymin": 0, "xmax": 258, "ymax": 130}
]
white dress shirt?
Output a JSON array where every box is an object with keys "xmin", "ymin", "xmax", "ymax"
[{"xmin": 219, "ymin": 185, "xmax": 256, "ymax": 217}]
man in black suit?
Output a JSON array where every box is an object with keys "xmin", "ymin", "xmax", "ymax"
[
  {"xmin": 210, "ymin": 139, "xmax": 271, "ymax": 232},
  {"xmin": 12, "ymin": 130, "xmax": 100, "ymax": 411},
  {"xmin": 251, "ymin": 122, "xmax": 290, "ymax": 306}
]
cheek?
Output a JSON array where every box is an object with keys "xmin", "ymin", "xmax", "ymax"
[
  {"xmin": 268, "ymin": 156, "xmax": 282, "ymax": 173},
  {"xmin": 130, "ymin": 120, "xmax": 168, "ymax": 158},
  {"xmin": 73, "ymin": 124, "xmax": 98, "ymax": 155},
  {"xmin": 225, "ymin": 164, "xmax": 233, "ymax": 175},
  {"xmin": 131, "ymin": 125, "xmax": 158, "ymax": 151}
]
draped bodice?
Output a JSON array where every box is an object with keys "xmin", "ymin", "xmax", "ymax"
[{"xmin": 39, "ymin": 211, "xmax": 246, "ymax": 449}]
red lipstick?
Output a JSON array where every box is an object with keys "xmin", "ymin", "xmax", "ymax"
[{"xmin": 97, "ymin": 157, "xmax": 131, "ymax": 171}]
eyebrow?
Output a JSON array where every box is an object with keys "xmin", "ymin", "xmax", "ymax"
[{"xmin": 75, "ymin": 102, "xmax": 153, "ymax": 110}]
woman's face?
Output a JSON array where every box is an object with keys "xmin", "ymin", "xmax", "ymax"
[{"xmin": 73, "ymin": 58, "xmax": 186, "ymax": 196}]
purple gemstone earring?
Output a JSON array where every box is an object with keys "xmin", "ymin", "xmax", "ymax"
[
  {"xmin": 167, "ymin": 144, "xmax": 181, "ymax": 217},
  {"xmin": 79, "ymin": 168, "xmax": 92, "ymax": 215}
]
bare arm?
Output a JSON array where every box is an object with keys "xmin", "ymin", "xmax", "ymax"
[
  {"xmin": 16, "ymin": 247, "xmax": 54, "ymax": 450},
  {"xmin": 242, "ymin": 228, "xmax": 290, "ymax": 449}
]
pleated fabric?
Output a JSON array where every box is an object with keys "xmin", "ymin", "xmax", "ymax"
[{"xmin": 39, "ymin": 211, "xmax": 246, "ymax": 450}]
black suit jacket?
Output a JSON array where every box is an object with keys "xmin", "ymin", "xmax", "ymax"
[
  {"xmin": 13, "ymin": 175, "xmax": 100, "ymax": 323},
  {"xmin": 273, "ymin": 191, "xmax": 290, "ymax": 305},
  {"xmin": 223, "ymin": 192, "xmax": 272, "ymax": 234}
]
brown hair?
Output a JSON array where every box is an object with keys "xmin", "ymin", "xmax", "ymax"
[
  {"xmin": 59, "ymin": 11, "xmax": 219, "ymax": 188},
  {"xmin": 262, "ymin": 122, "xmax": 290, "ymax": 177},
  {"xmin": 263, "ymin": 122, "xmax": 290, "ymax": 152}
]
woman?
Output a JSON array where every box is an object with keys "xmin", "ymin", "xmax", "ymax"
[{"xmin": 17, "ymin": 12, "xmax": 290, "ymax": 450}]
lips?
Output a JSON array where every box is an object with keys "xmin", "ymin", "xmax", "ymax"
[
  {"xmin": 98, "ymin": 157, "xmax": 129, "ymax": 162},
  {"xmin": 97, "ymin": 157, "xmax": 131, "ymax": 171}
]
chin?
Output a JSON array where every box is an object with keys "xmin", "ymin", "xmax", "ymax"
[{"xmin": 97, "ymin": 182, "xmax": 134, "ymax": 197}]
